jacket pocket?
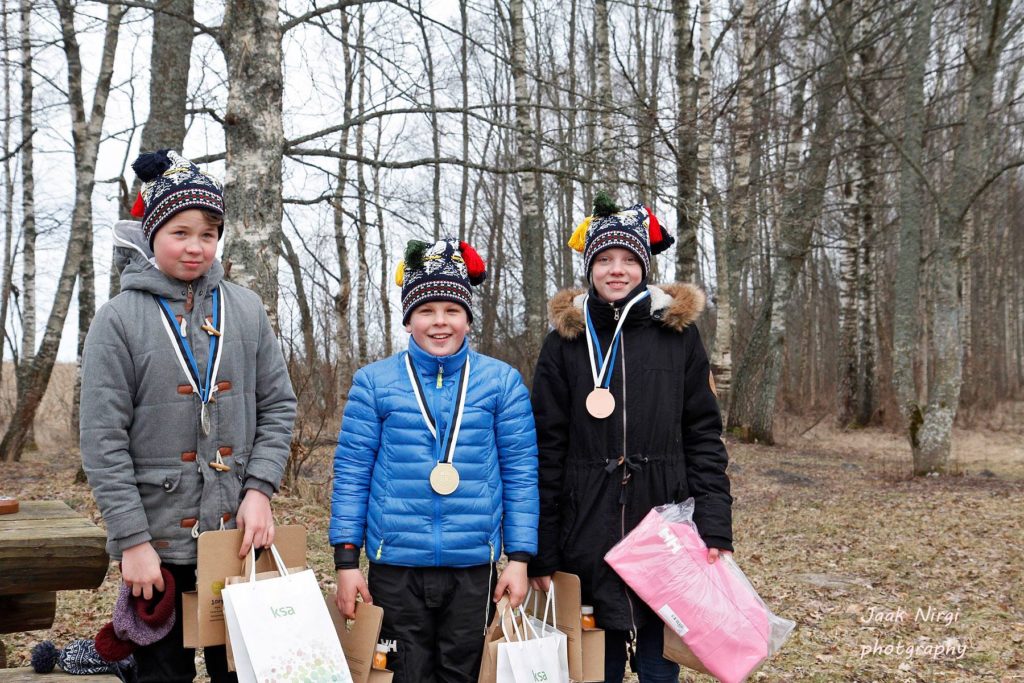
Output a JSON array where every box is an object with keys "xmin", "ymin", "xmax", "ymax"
[{"xmin": 135, "ymin": 467, "xmax": 184, "ymax": 537}]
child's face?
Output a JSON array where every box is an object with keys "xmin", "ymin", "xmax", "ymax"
[
  {"xmin": 152, "ymin": 209, "xmax": 220, "ymax": 282},
  {"xmin": 405, "ymin": 301, "xmax": 469, "ymax": 357},
  {"xmin": 591, "ymin": 247, "xmax": 643, "ymax": 302}
]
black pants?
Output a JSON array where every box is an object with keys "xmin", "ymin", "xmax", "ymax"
[
  {"xmin": 132, "ymin": 563, "xmax": 237, "ymax": 683},
  {"xmin": 604, "ymin": 620, "xmax": 680, "ymax": 683},
  {"xmin": 369, "ymin": 562, "xmax": 496, "ymax": 683}
]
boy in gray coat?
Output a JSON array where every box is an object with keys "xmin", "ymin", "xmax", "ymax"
[{"xmin": 81, "ymin": 150, "xmax": 296, "ymax": 682}]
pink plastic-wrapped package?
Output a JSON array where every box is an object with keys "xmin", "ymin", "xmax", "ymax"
[{"xmin": 604, "ymin": 500, "xmax": 794, "ymax": 683}]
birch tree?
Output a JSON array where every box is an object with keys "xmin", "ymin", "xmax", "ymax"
[{"xmin": 1, "ymin": 0, "xmax": 125, "ymax": 461}]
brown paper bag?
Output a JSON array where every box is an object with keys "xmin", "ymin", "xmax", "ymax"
[
  {"xmin": 662, "ymin": 624, "xmax": 712, "ymax": 675},
  {"xmin": 325, "ymin": 593, "xmax": 394, "ymax": 683},
  {"xmin": 526, "ymin": 572, "xmax": 604, "ymax": 682},
  {"xmin": 477, "ymin": 597, "xmax": 513, "ymax": 683},
  {"xmin": 181, "ymin": 525, "xmax": 307, "ymax": 647}
]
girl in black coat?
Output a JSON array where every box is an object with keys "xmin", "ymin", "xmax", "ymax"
[{"xmin": 528, "ymin": 194, "xmax": 734, "ymax": 683}]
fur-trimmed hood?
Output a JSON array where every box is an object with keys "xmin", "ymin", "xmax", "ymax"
[{"xmin": 548, "ymin": 283, "xmax": 706, "ymax": 339}]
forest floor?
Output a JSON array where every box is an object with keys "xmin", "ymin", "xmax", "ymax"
[{"xmin": 1, "ymin": 381, "xmax": 1022, "ymax": 681}]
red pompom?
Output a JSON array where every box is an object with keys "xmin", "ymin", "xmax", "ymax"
[
  {"xmin": 459, "ymin": 241, "xmax": 487, "ymax": 286},
  {"xmin": 130, "ymin": 192, "xmax": 145, "ymax": 218},
  {"xmin": 95, "ymin": 622, "xmax": 135, "ymax": 662},
  {"xmin": 646, "ymin": 207, "xmax": 663, "ymax": 245}
]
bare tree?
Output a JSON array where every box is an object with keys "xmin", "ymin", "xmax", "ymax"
[{"xmin": 1, "ymin": 0, "xmax": 125, "ymax": 461}]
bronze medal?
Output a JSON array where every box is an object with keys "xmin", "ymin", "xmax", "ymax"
[
  {"xmin": 430, "ymin": 462, "xmax": 460, "ymax": 495},
  {"xmin": 586, "ymin": 387, "xmax": 616, "ymax": 419}
]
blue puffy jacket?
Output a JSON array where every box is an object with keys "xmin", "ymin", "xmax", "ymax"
[{"xmin": 330, "ymin": 337, "xmax": 539, "ymax": 567}]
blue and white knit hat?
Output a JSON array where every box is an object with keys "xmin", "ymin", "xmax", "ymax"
[
  {"xmin": 130, "ymin": 149, "xmax": 224, "ymax": 247},
  {"xmin": 568, "ymin": 191, "xmax": 673, "ymax": 279},
  {"xmin": 395, "ymin": 237, "xmax": 487, "ymax": 324}
]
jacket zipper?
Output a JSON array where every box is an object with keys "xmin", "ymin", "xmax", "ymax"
[
  {"xmin": 612, "ymin": 302, "xmax": 620, "ymax": 321},
  {"xmin": 436, "ymin": 363, "xmax": 444, "ymax": 389},
  {"xmin": 376, "ymin": 537, "xmax": 384, "ymax": 560},
  {"xmin": 185, "ymin": 282, "xmax": 194, "ymax": 313},
  {"xmin": 619, "ymin": 332, "xmax": 638, "ymax": 639}
]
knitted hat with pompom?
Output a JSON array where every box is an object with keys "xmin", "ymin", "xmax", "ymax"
[
  {"xmin": 130, "ymin": 149, "xmax": 224, "ymax": 247},
  {"xmin": 567, "ymin": 191, "xmax": 674, "ymax": 280},
  {"xmin": 394, "ymin": 237, "xmax": 487, "ymax": 324}
]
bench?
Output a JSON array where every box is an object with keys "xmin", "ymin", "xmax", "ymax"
[{"xmin": 0, "ymin": 668, "xmax": 118, "ymax": 682}]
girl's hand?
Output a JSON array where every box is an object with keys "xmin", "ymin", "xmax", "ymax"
[
  {"xmin": 494, "ymin": 560, "xmax": 529, "ymax": 608},
  {"xmin": 121, "ymin": 542, "xmax": 164, "ymax": 600},
  {"xmin": 236, "ymin": 489, "xmax": 274, "ymax": 558},
  {"xmin": 707, "ymin": 548, "xmax": 733, "ymax": 564}
]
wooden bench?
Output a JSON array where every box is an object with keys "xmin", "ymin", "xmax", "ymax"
[
  {"xmin": 0, "ymin": 500, "xmax": 109, "ymax": 671},
  {"xmin": 0, "ymin": 668, "xmax": 118, "ymax": 682}
]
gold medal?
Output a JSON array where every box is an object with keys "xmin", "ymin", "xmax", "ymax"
[
  {"xmin": 430, "ymin": 462, "xmax": 460, "ymax": 495},
  {"xmin": 586, "ymin": 387, "xmax": 615, "ymax": 419}
]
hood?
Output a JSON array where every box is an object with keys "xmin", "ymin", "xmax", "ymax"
[
  {"xmin": 112, "ymin": 220, "xmax": 224, "ymax": 300},
  {"xmin": 548, "ymin": 283, "xmax": 706, "ymax": 340}
]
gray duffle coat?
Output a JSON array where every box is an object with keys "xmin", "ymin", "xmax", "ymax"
[{"xmin": 81, "ymin": 221, "xmax": 296, "ymax": 562}]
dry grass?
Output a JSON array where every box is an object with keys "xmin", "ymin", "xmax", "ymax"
[
  {"xmin": 0, "ymin": 362, "xmax": 80, "ymax": 453},
  {"xmin": 1, "ymin": 416, "xmax": 1022, "ymax": 681}
]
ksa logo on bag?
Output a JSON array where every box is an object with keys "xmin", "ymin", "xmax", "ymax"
[
  {"xmin": 270, "ymin": 605, "xmax": 296, "ymax": 618},
  {"xmin": 532, "ymin": 672, "xmax": 548, "ymax": 682}
]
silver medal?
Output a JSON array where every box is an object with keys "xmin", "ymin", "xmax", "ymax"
[{"xmin": 201, "ymin": 402, "xmax": 211, "ymax": 435}]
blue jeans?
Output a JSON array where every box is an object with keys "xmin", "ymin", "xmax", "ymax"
[{"xmin": 604, "ymin": 620, "xmax": 681, "ymax": 683}]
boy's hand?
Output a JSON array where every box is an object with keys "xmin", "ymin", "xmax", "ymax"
[
  {"xmin": 121, "ymin": 542, "xmax": 164, "ymax": 600},
  {"xmin": 707, "ymin": 548, "xmax": 733, "ymax": 564},
  {"xmin": 494, "ymin": 560, "xmax": 529, "ymax": 608},
  {"xmin": 336, "ymin": 569, "xmax": 372, "ymax": 619},
  {"xmin": 236, "ymin": 489, "xmax": 274, "ymax": 558},
  {"xmin": 529, "ymin": 575, "xmax": 551, "ymax": 592}
]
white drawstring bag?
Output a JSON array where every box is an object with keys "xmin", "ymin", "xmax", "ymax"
[
  {"xmin": 496, "ymin": 604, "xmax": 568, "ymax": 683},
  {"xmin": 222, "ymin": 545, "xmax": 352, "ymax": 683}
]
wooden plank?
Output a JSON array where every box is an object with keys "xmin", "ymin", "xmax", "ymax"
[
  {"xmin": 0, "ymin": 668, "xmax": 119, "ymax": 682},
  {"xmin": 0, "ymin": 501, "xmax": 109, "ymax": 596},
  {"xmin": 0, "ymin": 592, "xmax": 56, "ymax": 634}
]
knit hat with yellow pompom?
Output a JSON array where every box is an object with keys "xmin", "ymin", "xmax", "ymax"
[
  {"xmin": 395, "ymin": 237, "xmax": 487, "ymax": 324},
  {"xmin": 567, "ymin": 191, "xmax": 673, "ymax": 279}
]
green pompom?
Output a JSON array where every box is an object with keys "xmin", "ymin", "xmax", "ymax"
[
  {"xmin": 592, "ymin": 190, "xmax": 620, "ymax": 217},
  {"xmin": 404, "ymin": 240, "xmax": 430, "ymax": 270}
]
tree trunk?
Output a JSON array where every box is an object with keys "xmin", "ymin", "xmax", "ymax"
[
  {"xmin": 727, "ymin": 0, "xmax": 851, "ymax": 444},
  {"xmin": 673, "ymin": 0, "xmax": 698, "ymax": 281},
  {"xmin": 510, "ymin": 0, "xmax": 545, "ymax": 362},
  {"xmin": 355, "ymin": 5, "xmax": 369, "ymax": 366},
  {"xmin": 219, "ymin": 0, "xmax": 284, "ymax": 327},
  {"xmin": 1, "ymin": 0, "xmax": 14, "ymax": 392},
  {"xmin": 416, "ymin": 0, "xmax": 442, "ymax": 240},
  {"xmin": 915, "ymin": 0, "xmax": 1006, "ymax": 474},
  {"xmin": 891, "ymin": 0, "xmax": 933, "ymax": 459},
  {"xmin": 837, "ymin": 170, "xmax": 859, "ymax": 427},
  {"xmin": 16, "ymin": 0, "xmax": 36, "ymax": 450},
  {"xmin": 1, "ymin": 0, "xmax": 124, "ymax": 462},
  {"xmin": 712, "ymin": 0, "xmax": 757, "ymax": 411},
  {"xmin": 332, "ymin": 6, "xmax": 355, "ymax": 398},
  {"xmin": 594, "ymin": 0, "xmax": 615, "ymax": 185}
]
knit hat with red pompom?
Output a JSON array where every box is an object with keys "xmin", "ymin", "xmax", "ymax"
[
  {"xmin": 130, "ymin": 149, "xmax": 224, "ymax": 247},
  {"xmin": 395, "ymin": 237, "xmax": 487, "ymax": 324},
  {"xmin": 95, "ymin": 566, "xmax": 176, "ymax": 662},
  {"xmin": 567, "ymin": 191, "xmax": 673, "ymax": 280}
]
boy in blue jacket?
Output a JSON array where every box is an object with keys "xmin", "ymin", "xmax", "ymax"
[{"xmin": 330, "ymin": 237, "xmax": 538, "ymax": 683}]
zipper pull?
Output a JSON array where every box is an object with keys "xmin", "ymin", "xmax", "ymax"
[
  {"xmin": 613, "ymin": 306, "xmax": 620, "ymax": 321},
  {"xmin": 185, "ymin": 283, "xmax": 194, "ymax": 313},
  {"xmin": 436, "ymin": 364, "xmax": 444, "ymax": 389}
]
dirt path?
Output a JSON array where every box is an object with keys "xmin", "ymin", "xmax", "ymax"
[{"xmin": 1, "ymin": 425, "xmax": 1021, "ymax": 681}]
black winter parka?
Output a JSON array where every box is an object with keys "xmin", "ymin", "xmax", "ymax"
[{"xmin": 528, "ymin": 283, "xmax": 733, "ymax": 632}]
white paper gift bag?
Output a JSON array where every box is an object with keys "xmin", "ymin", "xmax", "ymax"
[
  {"xmin": 222, "ymin": 545, "xmax": 352, "ymax": 683},
  {"xmin": 524, "ymin": 587, "xmax": 569, "ymax": 683},
  {"xmin": 496, "ymin": 606, "xmax": 567, "ymax": 683}
]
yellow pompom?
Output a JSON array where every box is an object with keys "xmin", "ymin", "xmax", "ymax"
[
  {"xmin": 568, "ymin": 216, "xmax": 592, "ymax": 252},
  {"xmin": 395, "ymin": 261, "xmax": 405, "ymax": 287}
]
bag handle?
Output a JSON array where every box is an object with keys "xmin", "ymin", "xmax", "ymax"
[
  {"xmin": 526, "ymin": 583, "xmax": 557, "ymax": 633},
  {"xmin": 245, "ymin": 543, "xmax": 290, "ymax": 583},
  {"xmin": 500, "ymin": 605, "xmax": 541, "ymax": 643}
]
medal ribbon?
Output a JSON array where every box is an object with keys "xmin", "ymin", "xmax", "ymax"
[
  {"xmin": 583, "ymin": 290, "xmax": 650, "ymax": 390},
  {"xmin": 154, "ymin": 287, "xmax": 223, "ymax": 404},
  {"xmin": 404, "ymin": 353, "xmax": 471, "ymax": 464}
]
